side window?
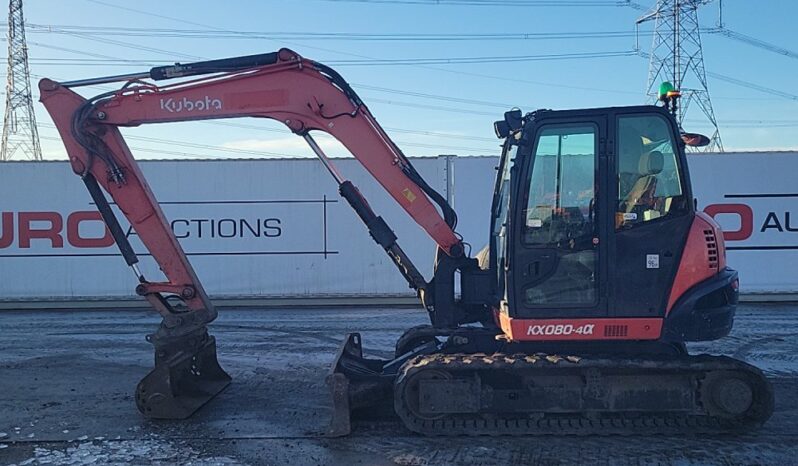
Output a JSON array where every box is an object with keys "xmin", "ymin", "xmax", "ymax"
[
  {"xmin": 491, "ymin": 143, "xmax": 518, "ymax": 292},
  {"xmin": 616, "ymin": 114, "xmax": 685, "ymax": 229},
  {"xmin": 494, "ymin": 145, "xmax": 516, "ymax": 240},
  {"xmin": 525, "ymin": 125, "xmax": 596, "ymax": 246}
]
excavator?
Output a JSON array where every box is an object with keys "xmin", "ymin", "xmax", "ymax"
[{"xmin": 40, "ymin": 48, "xmax": 774, "ymax": 436}]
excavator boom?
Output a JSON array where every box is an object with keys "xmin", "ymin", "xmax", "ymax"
[{"xmin": 40, "ymin": 48, "xmax": 479, "ymax": 419}]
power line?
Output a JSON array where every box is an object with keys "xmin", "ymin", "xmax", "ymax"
[
  {"xmin": 38, "ymin": 118, "xmax": 497, "ymax": 156},
  {"xmin": 28, "ymin": 66, "xmax": 510, "ymax": 116},
  {"xmin": 712, "ymin": 27, "xmax": 798, "ymax": 61},
  {"xmin": 32, "ymin": 64, "xmax": 506, "ymax": 152},
  {"xmin": 22, "ymin": 3, "xmax": 791, "ymax": 157},
  {"xmin": 55, "ymin": 29, "xmax": 204, "ymax": 60},
  {"xmin": 352, "ymin": 83, "xmax": 528, "ymax": 108},
  {"xmin": 208, "ymin": 120, "xmax": 499, "ymax": 143},
  {"xmin": 637, "ymin": 51, "xmax": 798, "ymax": 102},
  {"xmin": 37, "ymin": 123, "xmax": 301, "ymax": 158},
  {"xmin": 31, "ymin": 46, "xmax": 793, "ymax": 107},
  {"xmin": 79, "ymin": 0, "xmax": 798, "ymax": 104},
  {"xmin": 85, "ymin": 0, "xmax": 222, "ymax": 30},
  {"xmin": 38, "ymin": 135, "xmax": 270, "ymax": 160},
  {"xmin": 17, "ymin": 50, "xmax": 640, "ymax": 67},
  {"xmin": 24, "ymin": 35, "xmax": 795, "ymax": 108},
  {"xmin": 22, "ymin": 22, "xmax": 650, "ymax": 42},
  {"xmin": 24, "ymin": 39, "xmax": 138, "ymax": 60},
  {"xmin": 21, "ymin": 42, "xmax": 639, "ymax": 109},
  {"xmin": 30, "ymin": 17, "xmax": 793, "ymax": 67},
  {"xmin": 66, "ymin": 0, "xmax": 798, "ymax": 117},
  {"xmin": 365, "ymin": 97, "xmax": 498, "ymax": 115},
  {"xmin": 200, "ymin": 120, "xmax": 499, "ymax": 144},
  {"xmin": 706, "ymin": 71, "xmax": 798, "ymax": 101},
  {"xmin": 688, "ymin": 118, "xmax": 798, "ymax": 124},
  {"xmin": 311, "ymin": 0, "xmax": 625, "ymax": 6},
  {"xmin": 29, "ymin": 71, "xmax": 506, "ymax": 147},
  {"xmin": 80, "ymin": 0, "xmax": 645, "ymax": 98},
  {"xmin": 19, "ymin": 58, "xmax": 174, "ymax": 66},
  {"xmin": 27, "ymin": 58, "xmax": 524, "ymax": 114},
  {"xmin": 325, "ymin": 50, "xmax": 639, "ymax": 66},
  {"xmin": 31, "ymin": 22, "xmax": 796, "ymax": 62}
]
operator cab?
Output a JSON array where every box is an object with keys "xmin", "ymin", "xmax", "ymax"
[{"xmin": 490, "ymin": 105, "xmax": 695, "ymax": 323}]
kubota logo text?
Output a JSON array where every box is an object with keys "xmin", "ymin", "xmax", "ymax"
[{"xmin": 160, "ymin": 96, "xmax": 222, "ymax": 113}]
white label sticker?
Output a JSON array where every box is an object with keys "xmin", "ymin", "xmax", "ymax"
[
  {"xmin": 623, "ymin": 213, "xmax": 638, "ymax": 221},
  {"xmin": 527, "ymin": 218, "xmax": 543, "ymax": 228},
  {"xmin": 646, "ymin": 254, "xmax": 660, "ymax": 269}
]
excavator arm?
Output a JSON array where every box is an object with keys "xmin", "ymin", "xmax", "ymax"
[{"xmin": 39, "ymin": 48, "xmax": 489, "ymax": 420}]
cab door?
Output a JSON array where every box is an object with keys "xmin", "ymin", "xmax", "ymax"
[
  {"xmin": 609, "ymin": 110, "xmax": 694, "ymax": 317},
  {"xmin": 508, "ymin": 117, "xmax": 608, "ymax": 318}
]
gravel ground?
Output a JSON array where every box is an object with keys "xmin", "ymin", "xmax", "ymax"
[{"xmin": 1, "ymin": 304, "xmax": 797, "ymax": 465}]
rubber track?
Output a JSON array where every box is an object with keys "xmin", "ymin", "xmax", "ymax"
[{"xmin": 394, "ymin": 352, "xmax": 774, "ymax": 436}]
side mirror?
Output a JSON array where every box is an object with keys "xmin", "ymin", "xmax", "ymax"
[{"xmin": 681, "ymin": 132, "xmax": 711, "ymax": 147}]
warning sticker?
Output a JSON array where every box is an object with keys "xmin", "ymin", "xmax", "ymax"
[{"xmin": 401, "ymin": 188, "xmax": 417, "ymax": 203}]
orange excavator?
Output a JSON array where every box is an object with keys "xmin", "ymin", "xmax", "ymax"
[{"xmin": 40, "ymin": 48, "xmax": 773, "ymax": 435}]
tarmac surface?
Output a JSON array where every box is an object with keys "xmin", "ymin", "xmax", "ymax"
[{"xmin": 1, "ymin": 303, "xmax": 797, "ymax": 465}]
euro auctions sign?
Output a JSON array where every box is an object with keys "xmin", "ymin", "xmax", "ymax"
[
  {"xmin": 0, "ymin": 153, "xmax": 796, "ymax": 301},
  {"xmin": 689, "ymin": 152, "xmax": 798, "ymax": 294},
  {"xmin": 0, "ymin": 158, "xmax": 448, "ymax": 300},
  {"xmin": 704, "ymin": 201, "xmax": 798, "ymax": 243},
  {"xmin": 0, "ymin": 206, "xmax": 315, "ymax": 255}
]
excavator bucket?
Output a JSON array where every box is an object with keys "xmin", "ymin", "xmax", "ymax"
[
  {"xmin": 135, "ymin": 333, "xmax": 231, "ymax": 419},
  {"xmin": 327, "ymin": 333, "xmax": 395, "ymax": 436}
]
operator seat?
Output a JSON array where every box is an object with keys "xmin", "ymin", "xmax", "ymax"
[
  {"xmin": 624, "ymin": 150, "xmax": 664, "ymax": 213},
  {"xmin": 618, "ymin": 127, "xmax": 645, "ymax": 204}
]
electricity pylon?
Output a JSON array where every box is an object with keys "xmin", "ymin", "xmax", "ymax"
[
  {"xmin": 638, "ymin": 0, "xmax": 723, "ymax": 152},
  {"xmin": 1, "ymin": 0, "xmax": 42, "ymax": 161}
]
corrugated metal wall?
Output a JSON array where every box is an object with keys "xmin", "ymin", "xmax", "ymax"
[{"xmin": 0, "ymin": 152, "xmax": 796, "ymax": 304}]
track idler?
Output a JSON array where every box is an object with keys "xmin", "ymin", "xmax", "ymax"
[{"xmin": 136, "ymin": 327, "xmax": 231, "ymax": 419}]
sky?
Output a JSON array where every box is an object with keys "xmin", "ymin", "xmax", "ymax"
[{"xmin": 13, "ymin": 0, "xmax": 798, "ymax": 160}]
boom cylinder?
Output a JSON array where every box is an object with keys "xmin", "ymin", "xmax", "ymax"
[
  {"xmin": 301, "ymin": 132, "xmax": 429, "ymax": 292},
  {"xmin": 338, "ymin": 180, "xmax": 428, "ymax": 292}
]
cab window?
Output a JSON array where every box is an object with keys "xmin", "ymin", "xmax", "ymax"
[
  {"xmin": 616, "ymin": 114, "xmax": 686, "ymax": 229},
  {"xmin": 524, "ymin": 125, "xmax": 596, "ymax": 247},
  {"xmin": 522, "ymin": 124, "xmax": 598, "ymax": 306},
  {"xmin": 491, "ymin": 142, "xmax": 517, "ymax": 290}
]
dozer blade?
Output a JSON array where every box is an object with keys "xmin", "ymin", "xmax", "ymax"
[
  {"xmin": 136, "ymin": 333, "xmax": 231, "ymax": 419},
  {"xmin": 327, "ymin": 333, "xmax": 395, "ymax": 436}
]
